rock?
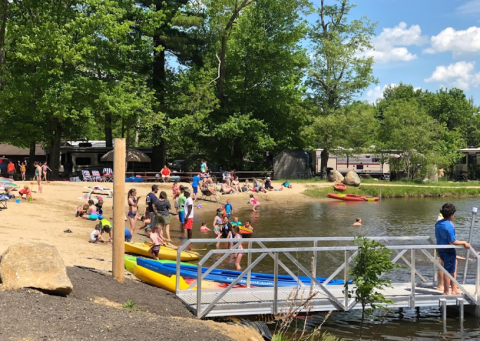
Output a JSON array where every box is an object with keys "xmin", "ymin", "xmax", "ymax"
[
  {"xmin": 328, "ymin": 170, "xmax": 344, "ymax": 182},
  {"xmin": 0, "ymin": 242, "xmax": 73, "ymax": 295},
  {"xmin": 343, "ymin": 171, "xmax": 361, "ymax": 187}
]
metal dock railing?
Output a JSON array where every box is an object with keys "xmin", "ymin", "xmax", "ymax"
[{"xmin": 174, "ymin": 236, "xmax": 480, "ymax": 319}]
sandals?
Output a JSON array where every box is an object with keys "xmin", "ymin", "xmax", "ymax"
[{"xmin": 64, "ymin": 229, "xmax": 73, "ymax": 233}]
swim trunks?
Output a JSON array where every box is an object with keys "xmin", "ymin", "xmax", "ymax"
[
  {"xmin": 151, "ymin": 244, "xmax": 161, "ymax": 256},
  {"xmin": 185, "ymin": 218, "xmax": 193, "ymax": 230},
  {"xmin": 438, "ymin": 251, "xmax": 456, "ymax": 273},
  {"xmin": 178, "ymin": 211, "xmax": 185, "ymax": 223}
]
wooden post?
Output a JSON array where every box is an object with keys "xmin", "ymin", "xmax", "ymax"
[{"xmin": 112, "ymin": 138, "xmax": 126, "ymax": 282}]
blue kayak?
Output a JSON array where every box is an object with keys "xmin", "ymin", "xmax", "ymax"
[{"xmin": 137, "ymin": 258, "xmax": 346, "ymax": 287}]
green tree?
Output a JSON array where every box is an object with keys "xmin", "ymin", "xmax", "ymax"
[
  {"xmin": 306, "ymin": 0, "xmax": 377, "ymax": 177},
  {"xmin": 377, "ymin": 99, "xmax": 444, "ymax": 179},
  {"xmin": 345, "ymin": 237, "xmax": 400, "ymax": 340}
]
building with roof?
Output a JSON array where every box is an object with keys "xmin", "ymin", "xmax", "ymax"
[{"xmin": 273, "ymin": 149, "xmax": 311, "ymax": 179}]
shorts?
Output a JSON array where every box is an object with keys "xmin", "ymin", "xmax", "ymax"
[
  {"xmin": 156, "ymin": 213, "xmax": 170, "ymax": 225},
  {"xmin": 128, "ymin": 212, "xmax": 137, "ymax": 218},
  {"xmin": 226, "ymin": 213, "xmax": 231, "ymax": 219},
  {"xmin": 438, "ymin": 251, "xmax": 456, "ymax": 273},
  {"xmin": 88, "ymin": 214, "xmax": 98, "ymax": 220},
  {"xmin": 150, "ymin": 244, "xmax": 161, "ymax": 256},
  {"xmin": 193, "ymin": 186, "xmax": 198, "ymax": 194},
  {"xmin": 185, "ymin": 218, "xmax": 193, "ymax": 230},
  {"xmin": 149, "ymin": 212, "xmax": 157, "ymax": 228},
  {"xmin": 179, "ymin": 211, "xmax": 185, "ymax": 223}
]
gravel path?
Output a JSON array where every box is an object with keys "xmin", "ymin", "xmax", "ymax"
[{"xmin": 0, "ymin": 267, "xmax": 258, "ymax": 341}]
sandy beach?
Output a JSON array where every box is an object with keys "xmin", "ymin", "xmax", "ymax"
[{"xmin": 0, "ymin": 180, "xmax": 323, "ymax": 270}]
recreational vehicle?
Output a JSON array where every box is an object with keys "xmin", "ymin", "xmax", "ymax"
[{"xmin": 313, "ymin": 149, "xmax": 390, "ymax": 178}]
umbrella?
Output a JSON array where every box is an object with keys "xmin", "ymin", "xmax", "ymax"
[
  {"xmin": 0, "ymin": 177, "xmax": 12, "ymax": 183},
  {"xmin": 101, "ymin": 148, "xmax": 151, "ymax": 163}
]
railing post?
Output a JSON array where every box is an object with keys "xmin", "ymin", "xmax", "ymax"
[
  {"xmin": 433, "ymin": 248, "xmax": 438, "ymax": 288},
  {"xmin": 476, "ymin": 256, "xmax": 480, "ymax": 301},
  {"xmin": 410, "ymin": 249, "xmax": 416, "ymax": 308},
  {"xmin": 197, "ymin": 261, "xmax": 202, "ymax": 318},
  {"xmin": 463, "ymin": 207, "xmax": 477, "ymax": 284},
  {"xmin": 344, "ymin": 250, "xmax": 349, "ymax": 310},
  {"xmin": 273, "ymin": 252, "xmax": 279, "ymax": 315},
  {"xmin": 313, "ymin": 240, "xmax": 318, "ymax": 278},
  {"xmin": 247, "ymin": 240, "xmax": 252, "ymax": 288}
]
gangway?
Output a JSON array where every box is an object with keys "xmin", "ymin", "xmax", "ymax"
[{"xmin": 174, "ymin": 236, "xmax": 480, "ymax": 319}]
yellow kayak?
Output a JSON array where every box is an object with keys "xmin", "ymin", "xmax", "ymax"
[{"xmin": 124, "ymin": 241, "xmax": 199, "ymax": 261}]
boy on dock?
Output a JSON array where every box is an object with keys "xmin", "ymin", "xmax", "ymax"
[{"xmin": 435, "ymin": 203, "xmax": 470, "ymax": 295}]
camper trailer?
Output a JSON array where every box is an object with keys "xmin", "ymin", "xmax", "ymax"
[{"xmin": 313, "ymin": 149, "xmax": 390, "ymax": 178}]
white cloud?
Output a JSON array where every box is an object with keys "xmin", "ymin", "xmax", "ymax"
[
  {"xmin": 425, "ymin": 26, "xmax": 480, "ymax": 57},
  {"xmin": 425, "ymin": 61, "xmax": 480, "ymax": 90},
  {"xmin": 365, "ymin": 22, "xmax": 428, "ymax": 63},
  {"xmin": 456, "ymin": 0, "xmax": 480, "ymax": 15},
  {"xmin": 365, "ymin": 83, "xmax": 398, "ymax": 103}
]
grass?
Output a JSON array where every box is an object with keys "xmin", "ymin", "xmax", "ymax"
[
  {"xmin": 303, "ymin": 185, "xmax": 480, "ymax": 198},
  {"xmin": 122, "ymin": 299, "xmax": 137, "ymax": 311}
]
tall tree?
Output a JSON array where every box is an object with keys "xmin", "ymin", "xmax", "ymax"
[{"xmin": 306, "ymin": 0, "xmax": 377, "ymax": 177}]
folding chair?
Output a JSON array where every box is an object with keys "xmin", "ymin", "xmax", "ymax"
[
  {"xmin": 103, "ymin": 168, "xmax": 113, "ymax": 182},
  {"xmin": 82, "ymin": 170, "xmax": 94, "ymax": 182},
  {"xmin": 200, "ymin": 188, "xmax": 220, "ymax": 202},
  {"xmin": 0, "ymin": 195, "xmax": 9, "ymax": 209},
  {"xmin": 92, "ymin": 170, "xmax": 102, "ymax": 182}
]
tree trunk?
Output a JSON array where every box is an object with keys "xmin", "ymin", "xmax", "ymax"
[
  {"xmin": 233, "ymin": 138, "xmax": 243, "ymax": 170},
  {"xmin": 105, "ymin": 112, "xmax": 112, "ymax": 148},
  {"xmin": 150, "ymin": 1, "xmax": 168, "ymax": 170},
  {"xmin": 49, "ymin": 119, "xmax": 62, "ymax": 180},
  {"xmin": 320, "ymin": 148, "xmax": 329, "ymax": 179},
  {"xmin": 0, "ymin": 0, "xmax": 7, "ymax": 89},
  {"xmin": 28, "ymin": 141, "xmax": 36, "ymax": 179}
]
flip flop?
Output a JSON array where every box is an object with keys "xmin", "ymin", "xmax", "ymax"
[{"xmin": 64, "ymin": 229, "xmax": 73, "ymax": 233}]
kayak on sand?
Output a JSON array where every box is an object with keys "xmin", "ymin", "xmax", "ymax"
[{"xmin": 124, "ymin": 241, "xmax": 199, "ymax": 261}]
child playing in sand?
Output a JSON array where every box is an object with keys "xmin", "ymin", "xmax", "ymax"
[
  {"xmin": 89, "ymin": 224, "xmax": 105, "ymax": 243},
  {"xmin": 19, "ymin": 185, "xmax": 32, "ymax": 200},
  {"xmin": 231, "ymin": 226, "xmax": 243, "ymax": 270},
  {"xmin": 282, "ymin": 181, "xmax": 293, "ymax": 189},
  {"xmin": 87, "ymin": 199, "xmax": 96, "ymax": 215},
  {"xmin": 248, "ymin": 194, "xmax": 260, "ymax": 212},
  {"xmin": 95, "ymin": 198, "xmax": 104, "ymax": 215},
  {"xmin": 148, "ymin": 224, "xmax": 166, "ymax": 260},
  {"xmin": 200, "ymin": 222, "xmax": 210, "ymax": 232},
  {"xmin": 100, "ymin": 218, "xmax": 113, "ymax": 243}
]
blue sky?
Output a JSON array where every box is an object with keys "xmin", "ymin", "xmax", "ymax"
[{"xmin": 327, "ymin": 0, "xmax": 480, "ymax": 103}]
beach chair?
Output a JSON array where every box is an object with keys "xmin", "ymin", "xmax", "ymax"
[
  {"xmin": 82, "ymin": 170, "xmax": 94, "ymax": 182},
  {"xmin": 103, "ymin": 168, "xmax": 113, "ymax": 182},
  {"xmin": 84, "ymin": 186, "xmax": 113, "ymax": 198},
  {"xmin": 92, "ymin": 170, "xmax": 102, "ymax": 182},
  {"xmin": 200, "ymin": 187, "xmax": 220, "ymax": 202},
  {"xmin": 0, "ymin": 195, "xmax": 9, "ymax": 209}
]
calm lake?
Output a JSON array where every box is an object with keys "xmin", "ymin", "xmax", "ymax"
[{"xmin": 193, "ymin": 197, "xmax": 480, "ymax": 340}]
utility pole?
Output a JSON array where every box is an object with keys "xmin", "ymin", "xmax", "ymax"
[{"xmin": 112, "ymin": 138, "xmax": 126, "ymax": 282}]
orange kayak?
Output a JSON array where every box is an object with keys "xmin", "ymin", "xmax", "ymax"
[
  {"xmin": 333, "ymin": 182, "xmax": 347, "ymax": 192},
  {"xmin": 327, "ymin": 193, "xmax": 379, "ymax": 202}
]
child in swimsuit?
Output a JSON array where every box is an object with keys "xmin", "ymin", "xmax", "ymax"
[
  {"xmin": 213, "ymin": 210, "xmax": 223, "ymax": 236},
  {"xmin": 172, "ymin": 181, "xmax": 179, "ymax": 197},
  {"xmin": 231, "ymin": 226, "xmax": 243, "ymax": 270},
  {"xmin": 20, "ymin": 162, "xmax": 26, "ymax": 181},
  {"xmin": 200, "ymin": 222, "xmax": 210, "ymax": 232},
  {"xmin": 89, "ymin": 224, "xmax": 104, "ymax": 243},
  {"xmin": 248, "ymin": 194, "xmax": 260, "ymax": 212},
  {"xmin": 148, "ymin": 224, "xmax": 165, "ymax": 260}
]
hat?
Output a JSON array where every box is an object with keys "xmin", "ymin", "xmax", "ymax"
[{"xmin": 267, "ymin": 177, "xmax": 270, "ymax": 180}]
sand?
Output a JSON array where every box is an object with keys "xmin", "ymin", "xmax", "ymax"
[{"xmin": 0, "ymin": 180, "xmax": 325, "ymax": 270}]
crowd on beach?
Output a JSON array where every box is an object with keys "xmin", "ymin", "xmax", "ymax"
[{"xmin": 72, "ymin": 160, "xmax": 295, "ymax": 270}]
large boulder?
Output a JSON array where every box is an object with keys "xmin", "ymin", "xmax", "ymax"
[
  {"xmin": 343, "ymin": 171, "xmax": 361, "ymax": 187},
  {"xmin": 328, "ymin": 170, "xmax": 344, "ymax": 182},
  {"xmin": 0, "ymin": 242, "xmax": 73, "ymax": 295}
]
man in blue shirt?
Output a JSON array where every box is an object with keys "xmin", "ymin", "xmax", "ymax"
[
  {"xmin": 146, "ymin": 185, "xmax": 159, "ymax": 229},
  {"xmin": 191, "ymin": 173, "xmax": 200, "ymax": 201},
  {"xmin": 435, "ymin": 203, "xmax": 470, "ymax": 295}
]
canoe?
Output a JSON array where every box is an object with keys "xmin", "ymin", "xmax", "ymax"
[
  {"xmin": 125, "ymin": 256, "xmax": 246, "ymax": 292},
  {"xmin": 137, "ymin": 258, "xmax": 347, "ymax": 287},
  {"xmin": 124, "ymin": 241, "xmax": 199, "ymax": 261},
  {"xmin": 327, "ymin": 193, "xmax": 379, "ymax": 202},
  {"xmin": 333, "ymin": 182, "xmax": 347, "ymax": 192}
]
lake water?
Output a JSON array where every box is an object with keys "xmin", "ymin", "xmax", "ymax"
[{"xmin": 193, "ymin": 197, "xmax": 480, "ymax": 340}]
